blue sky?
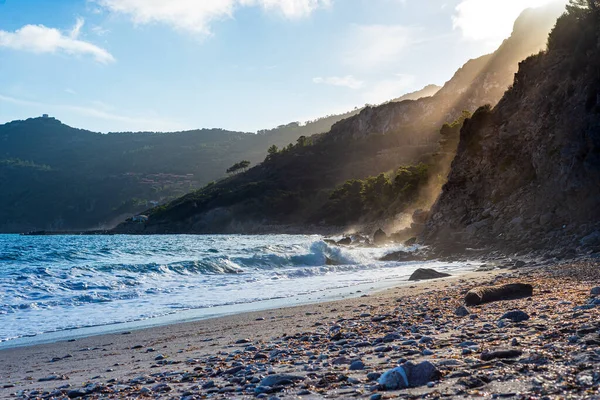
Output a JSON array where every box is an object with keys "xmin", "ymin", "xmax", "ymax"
[{"xmin": 0, "ymin": 0, "xmax": 564, "ymax": 133}]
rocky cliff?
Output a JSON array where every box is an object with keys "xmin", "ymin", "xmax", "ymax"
[
  {"xmin": 113, "ymin": 4, "xmax": 567, "ymax": 235},
  {"xmin": 423, "ymin": 6, "xmax": 600, "ymax": 256},
  {"xmin": 324, "ymin": 3, "xmax": 564, "ymax": 143}
]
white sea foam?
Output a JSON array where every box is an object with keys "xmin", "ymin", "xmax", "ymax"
[{"xmin": 0, "ymin": 234, "xmax": 474, "ymax": 344}]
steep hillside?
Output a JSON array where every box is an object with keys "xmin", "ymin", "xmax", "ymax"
[
  {"xmin": 114, "ymin": 4, "xmax": 564, "ymax": 235},
  {"xmin": 0, "ymin": 110, "xmax": 358, "ymax": 232},
  {"xmin": 423, "ymin": 2, "xmax": 600, "ymax": 255},
  {"xmin": 390, "ymin": 84, "xmax": 441, "ymax": 103}
]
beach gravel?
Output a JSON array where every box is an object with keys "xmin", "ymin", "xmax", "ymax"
[{"xmin": 3, "ymin": 259, "xmax": 600, "ymax": 399}]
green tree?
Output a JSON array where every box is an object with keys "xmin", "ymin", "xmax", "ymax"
[
  {"xmin": 567, "ymin": 0, "xmax": 598, "ymax": 15},
  {"xmin": 296, "ymin": 136, "xmax": 310, "ymax": 147},
  {"xmin": 226, "ymin": 160, "xmax": 251, "ymax": 175},
  {"xmin": 361, "ymin": 174, "xmax": 393, "ymax": 212}
]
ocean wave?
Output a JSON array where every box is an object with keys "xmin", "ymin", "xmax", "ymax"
[{"xmin": 0, "ymin": 234, "xmax": 460, "ymax": 344}]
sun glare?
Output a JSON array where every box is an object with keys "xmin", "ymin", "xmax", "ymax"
[{"xmin": 454, "ymin": 0, "xmax": 567, "ymax": 48}]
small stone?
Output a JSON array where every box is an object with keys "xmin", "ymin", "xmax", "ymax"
[
  {"xmin": 499, "ymin": 310, "xmax": 530, "ymax": 323},
  {"xmin": 370, "ymin": 394, "xmax": 382, "ymax": 400},
  {"xmin": 591, "ymin": 287, "xmax": 600, "ymax": 296},
  {"xmin": 152, "ymin": 383, "xmax": 172, "ymax": 393},
  {"xmin": 367, "ymin": 372, "xmax": 381, "ymax": 382},
  {"xmin": 349, "ymin": 360, "xmax": 365, "ymax": 371},
  {"xmin": 455, "ymin": 306, "xmax": 470, "ymax": 317},
  {"xmin": 480, "ymin": 348, "xmax": 523, "ymax": 361},
  {"xmin": 259, "ymin": 374, "xmax": 304, "ymax": 387}
]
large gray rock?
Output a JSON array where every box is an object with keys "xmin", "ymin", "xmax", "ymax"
[
  {"xmin": 408, "ymin": 268, "xmax": 450, "ymax": 281},
  {"xmin": 373, "ymin": 229, "xmax": 388, "ymax": 245},
  {"xmin": 378, "ymin": 361, "xmax": 441, "ymax": 390}
]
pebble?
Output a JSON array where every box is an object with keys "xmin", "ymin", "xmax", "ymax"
[
  {"xmin": 349, "ymin": 360, "xmax": 365, "ymax": 370},
  {"xmin": 455, "ymin": 305, "xmax": 470, "ymax": 317},
  {"xmin": 499, "ymin": 310, "xmax": 530, "ymax": 322},
  {"xmin": 19, "ymin": 261, "xmax": 600, "ymax": 400}
]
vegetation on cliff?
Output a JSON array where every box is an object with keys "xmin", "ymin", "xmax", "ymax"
[
  {"xmin": 423, "ymin": 0, "xmax": 600, "ymax": 254},
  {"xmin": 114, "ymin": 4, "xmax": 562, "ymax": 235},
  {"xmin": 0, "ymin": 111, "xmax": 358, "ymax": 232}
]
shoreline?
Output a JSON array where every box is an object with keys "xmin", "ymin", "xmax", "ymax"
[
  {"xmin": 1, "ymin": 262, "xmax": 478, "ymax": 350},
  {"xmin": 4, "ymin": 260, "xmax": 599, "ymax": 399},
  {"xmin": 0, "ymin": 270, "xmax": 498, "ymax": 396}
]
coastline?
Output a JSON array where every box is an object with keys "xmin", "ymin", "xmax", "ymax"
[
  {"xmin": 4, "ymin": 259, "xmax": 600, "ymax": 399},
  {"xmin": 0, "ymin": 269, "xmax": 496, "ymax": 395}
]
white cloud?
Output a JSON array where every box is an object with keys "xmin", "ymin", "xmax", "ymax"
[
  {"xmin": 344, "ymin": 24, "xmax": 420, "ymax": 70},
  {"xmin": 363, "ymin": 74, "xmax": 416, "ymax": 104},
  {"xmin": 70, "ymin": 17, "xmax": 85, "ymax": 39},
  {"xmin": 453, "ymin": 0, "xmax": 566, "ymax": 48},
  {"xmin": 313, "ymin": 75, "xmax": 364, "ymax": 89},
  {"xmin": 0, "ymin": 21, "xmax": 115, "ymax": 64},
  {"xmin": 95, "ymin": 0, "xmax": 331, "ymax": 36}
]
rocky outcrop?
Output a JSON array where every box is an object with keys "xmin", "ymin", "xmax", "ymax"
[
  {"xmin": 423, "ymin": 8, "xmax": 600, "ymax": 255},
  {"xmin": 113, "ymin": 4, "xmax": 565, "ymax": 236},
  {"xmin": 324, "ymin": 4, "xmax": 563, "ymax": 144}
]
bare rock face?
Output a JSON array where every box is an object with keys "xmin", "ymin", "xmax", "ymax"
[{"xmin": 423, "ymin": 8, "xmax": 600, "ymax": 255}]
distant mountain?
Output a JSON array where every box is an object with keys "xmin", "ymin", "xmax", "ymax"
[
  {"xmin": 423, "ymin": 3, "xmax": 600, "ymax": 255},
  {"xmin": 0, "ymin": 110, "xmax": 360, "ymax": 232},
  {"xmin": 114, "ymin": 4, "xmax": 564, "ymax": 235},
  {"xmin": 390, "ymin": 84, "xmax": 441, "ymax": 103}
]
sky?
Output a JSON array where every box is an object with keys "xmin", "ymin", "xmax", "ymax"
[{"xmin": 0, "ymin": 0, "xmax": 567, "ymax": 133}]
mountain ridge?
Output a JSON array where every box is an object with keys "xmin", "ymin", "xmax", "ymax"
[
  {"xmin": 112, "ymin": 4, "xmax": 565, "ymax": 235},
  {"xmin": 422, "ymin": 3, "xmax": 600, "ymax": 255}
]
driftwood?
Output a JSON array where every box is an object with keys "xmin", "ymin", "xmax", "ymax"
[{"xmin": 464, "ymin": 283, "xmax": 533, "ymax": 306}]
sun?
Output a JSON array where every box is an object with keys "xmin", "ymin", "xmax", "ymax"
[{"xmin": 453, "ymin": 0, "xmax": 568, "ymax": 49}]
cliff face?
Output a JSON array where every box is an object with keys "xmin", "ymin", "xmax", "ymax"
[
  {"xmin": 423, "ymin": 9, "xmax": 600, "ymax": 255},
  {"xmin": 325, "ymin": 3, "xmax": 564, "ymax": 143},
  {"xmin": 113, "ymin": 4, "xmax": 566, "ymax": 235}
]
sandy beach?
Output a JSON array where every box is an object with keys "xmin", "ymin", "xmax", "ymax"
[{"xmin": 2, "ymin": 259, "xmax": 600, "ymax": 399}]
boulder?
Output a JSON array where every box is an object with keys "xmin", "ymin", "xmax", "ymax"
[
  {"xmin": 409, "ymin": 268, "xmax": 451, "ymax": 281},
  {"xmin": 404, "ymin": 237, "xmax": 417, "ymax": 246},
  {"xmin": 380, "ymin": 251, "xmax": 425, "ymax": 262},
  {"xmin": 373, "ymin": 229, "xmax": 388, "ymax": 245},
  {"xmin": 337, "ymin": 237, "xmax": 352, "ymax": 245},
  {"xmin": 464, "ymin": 283, "xmax": 533, "ymax": 306},
  {"xmin": 378, "ymin": 361, "xmax": 440, "ymax": 390}
]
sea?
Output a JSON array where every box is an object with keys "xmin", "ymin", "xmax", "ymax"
[{"xmin": 0, "ymin": 234, "xmax": 475, "ymax": 348}]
